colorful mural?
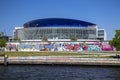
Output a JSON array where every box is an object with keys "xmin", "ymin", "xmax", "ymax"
[{"xmin": 6, "ymin": 41, "xmax": 116, "ymax": 52}]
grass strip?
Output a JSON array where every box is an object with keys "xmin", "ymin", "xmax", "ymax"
[{"xmin": 0, "ymin": 51, "xmax": 119, "ymax": 58}]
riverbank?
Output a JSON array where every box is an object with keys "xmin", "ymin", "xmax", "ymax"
[
  {"xmin": 0, "ymin": 51, "xmax": 120, "ymax": 66},
  {"xmin": 1, "ymin": 56, "xmax": 120, "ymax": 66}
]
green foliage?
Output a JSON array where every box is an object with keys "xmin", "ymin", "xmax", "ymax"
[
  {"xmin": 109, "ymin": 30, "xmax": 120, "ymax": 51},
  {"xmin": 13, "ymin": 36, "xmax": 20, "ymax": 41},
  {"xmin": 42, "ymin": 35, "xmax": 48, "ymax": 41},
  {"xmin": 0, "ymin": 38, "xmax": 7, "ymax": 48},
  {"xmin": 0, "ymin": 32, "xmax": 4, "ymax": 37},
  {"xmin": 115, "ymin": 30, "xmax": 120, "ymax": 38},
  {"xmin": 70, "ymin": 36, "xmax": 77, "ymax": 41}
]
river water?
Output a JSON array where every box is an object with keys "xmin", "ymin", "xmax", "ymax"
[{"xmin": 0, "ymin": 65, "xmax": 120, "ymax": 80}]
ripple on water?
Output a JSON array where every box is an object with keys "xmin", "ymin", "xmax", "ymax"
[{"xmin": 0, "ymin": 65, "xmax": 120, "ymax": 80}]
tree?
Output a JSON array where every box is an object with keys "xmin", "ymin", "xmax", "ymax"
[
  {"xmin": 42, "ymin": 35, "xmax": 48, "ymax": 41},
  {"xmin": 0, "ymin": 32, "xmax": 4, "ymax": 37},
  {"xmin": 109, "ymin": 30, "xmax": 120, "ymax": 51},
  {"xmin": 0, "ymin": 38, "xmax": 7, "ymax": 48},
  {"xmin": 70, "ymin": 36, "xmax": 77, "ymax": 41},
  {"xmin": 13, "ymin": 35, "xmax": 20, "ymax": 41}
]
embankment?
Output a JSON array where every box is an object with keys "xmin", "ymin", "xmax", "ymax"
[{"xmin": 0, "ymin": 56, "xmax": 120, "ymax": 66}]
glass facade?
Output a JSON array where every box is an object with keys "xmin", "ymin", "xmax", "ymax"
[
  {"xmin": 16, "ymin": 27, "xmax": 97, "ymax": 40},
  {"xmin": 97, "ymin": 29, "xmax": 106, "ymax": 40},
  {"xmin": 98, "ymin": 30, "xmax": 104, "ymax": 36}
]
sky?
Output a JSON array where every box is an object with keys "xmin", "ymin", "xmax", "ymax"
[{"xmin": 0, "ymin": 0, "xmax": 120, "ymax": 40}]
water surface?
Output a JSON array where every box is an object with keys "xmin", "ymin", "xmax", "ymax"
[{"xmin": 0, "ymin": 65, "xmax": 120, "ymax": 80}]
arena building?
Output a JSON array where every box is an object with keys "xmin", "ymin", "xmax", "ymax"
[{"xmin": 14, "ymin": 18, "xmax": 106, "ymax": 41}]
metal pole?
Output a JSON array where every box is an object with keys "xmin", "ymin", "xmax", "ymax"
[{"xmin": 3, "ymin": 48, "xmax": 8, "ymax": 66}]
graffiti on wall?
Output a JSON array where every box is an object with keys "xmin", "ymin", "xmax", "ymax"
[{"xmin": 6, "ymin": 42, "xmax": 116, "ymax": 52}]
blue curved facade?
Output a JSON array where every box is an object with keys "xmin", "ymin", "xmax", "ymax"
[
  {"xmin": 24, "ymin": 18, "xmax": 96, "ymax": 28},
  {"xmin": 16, "ymin": 18, "xmax": 97, "ymax": 41}
]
